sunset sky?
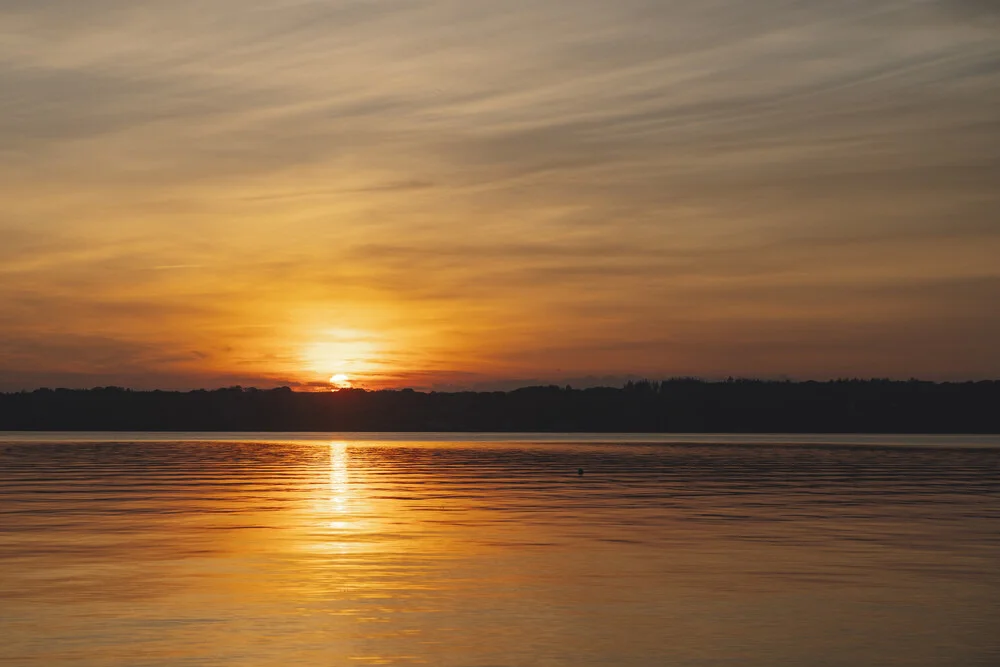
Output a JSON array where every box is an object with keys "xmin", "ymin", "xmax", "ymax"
[{"xmin": 2, "ymin": 0, "xmax": 998, "ymax": 391}]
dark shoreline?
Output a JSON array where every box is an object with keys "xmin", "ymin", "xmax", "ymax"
[{"xmin": 2, "ymin": 379, "xmax": 998, "ymax": 433}]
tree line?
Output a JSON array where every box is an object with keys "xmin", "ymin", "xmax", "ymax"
[{"xmin": 1, "ymin": 378, "xmax": 997, "ymax": 432}]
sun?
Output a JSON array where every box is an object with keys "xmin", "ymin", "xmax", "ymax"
[
  {"xmin": 302, "ymin": 333, "xmax": 380, "ymax": 383},
  {"xmin": 330, "ymin": 374, "xmax": 352, "ymax": 389}
]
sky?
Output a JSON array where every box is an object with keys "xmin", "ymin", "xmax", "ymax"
[{"xmin": 1, "ymin": 0, "xmax": 999, "ymax": 391}]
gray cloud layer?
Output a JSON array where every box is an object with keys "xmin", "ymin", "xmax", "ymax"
[{"xmin": 1, "ymin": 0, "xmax": 999, "ymax": 388}]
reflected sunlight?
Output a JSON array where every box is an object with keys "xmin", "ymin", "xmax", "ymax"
[{"xmin": 328, "ymin": 442, "xmax": 350, "ymax": 529}]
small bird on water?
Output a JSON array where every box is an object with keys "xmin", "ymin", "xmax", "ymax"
[{"xmin": 577, "ymin": 468, "xmax": 584, "ymax": 476}]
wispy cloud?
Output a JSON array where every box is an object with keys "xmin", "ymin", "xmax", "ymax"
[{"xmin": 1, "ymin": 0, "xmax": 998, "ymax": 389}]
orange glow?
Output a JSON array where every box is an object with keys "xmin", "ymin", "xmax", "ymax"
[
  {"xmin": 330, "ymin": 374, "xmax": 352, "ymax": 389},
  {"xmin": 300, "ymin": 331, "xmax": 383, "ymax": 386},
  {"xmin": 3, "ymin": 0, "xmax": 999, "ymax": 392}
]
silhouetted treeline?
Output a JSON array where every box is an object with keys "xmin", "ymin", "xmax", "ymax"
[{"xmin": 1, "ymin": 379, "xmax": 998, "ymax": 432}]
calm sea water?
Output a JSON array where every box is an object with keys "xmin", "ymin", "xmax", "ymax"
[{"xmin": 1, "ymin": 433, "xmax": 999, "ymax": 666}]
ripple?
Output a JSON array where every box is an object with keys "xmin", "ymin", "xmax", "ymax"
[{"xmin": 1, "ymin": 435, "xmax": 999, "ymax": 666}]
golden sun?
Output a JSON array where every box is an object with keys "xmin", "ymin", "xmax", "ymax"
[
  {"xmin": 302, "ymin": 333, "xmax": 381, "ymax": 387},
  {"xmin": 330, "ymin": 373, "xmax": 352, "ymax": 389}
]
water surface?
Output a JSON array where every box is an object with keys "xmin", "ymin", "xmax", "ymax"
[{"xmin": 1, "ymin": 434, "xmax": 998, "ymax": 666}]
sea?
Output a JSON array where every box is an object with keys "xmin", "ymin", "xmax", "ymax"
[{"xmin": 1, "ymin": 433, "xmax": 998, "ymax": 666}]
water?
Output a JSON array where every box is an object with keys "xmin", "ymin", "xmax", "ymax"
[{"xmin": 1, "ymin": 433, "xmax": 999, "ymax": 666}]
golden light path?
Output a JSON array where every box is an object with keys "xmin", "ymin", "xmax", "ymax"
[{"xmin": 327, "ymin": 442, "xmax": 351, "ymax": 532}]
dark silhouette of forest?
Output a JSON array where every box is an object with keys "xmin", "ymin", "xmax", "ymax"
[{"xmin": 1, "ymin": 379, "xmax": 997, "ymax": 432}]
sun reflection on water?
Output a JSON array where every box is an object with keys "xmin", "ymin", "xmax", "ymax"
[{"xmin": 327, "ymin": 441, "xmax": 351, "ymax": 531}]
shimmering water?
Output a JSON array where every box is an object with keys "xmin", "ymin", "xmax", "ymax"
[{"xmin": 1, "ymin": 433, "xmax": 999, "ymax": 666}]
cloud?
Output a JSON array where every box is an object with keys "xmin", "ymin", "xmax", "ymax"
[{"xmin": 1, "ymin": 0, "xmax": 998, "ymax": 387}]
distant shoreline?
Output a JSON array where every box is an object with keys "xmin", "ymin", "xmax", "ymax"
[
  {"xmin": 3, "ymin": 433, "xmax": 1000, "ymax": 449},
  {"xmin": 2, "ymin": 379, "xmax": 997, "ymax": 434}
]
